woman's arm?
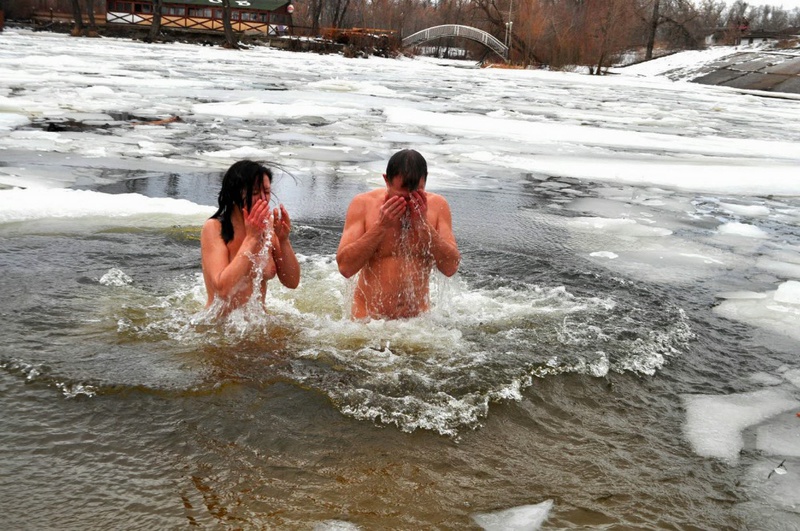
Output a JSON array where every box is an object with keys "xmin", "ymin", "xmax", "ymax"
[{"xmin": 272, "ymin": 205, "xmax": 300, "ymax": 289}]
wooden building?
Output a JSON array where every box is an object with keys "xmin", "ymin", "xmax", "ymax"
[{"xmin": 105, "ymin": 0, "xmax": 294, "ymax": 35}]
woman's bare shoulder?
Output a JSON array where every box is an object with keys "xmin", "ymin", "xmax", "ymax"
[{"xmin": 201, "ymin": 217, "xmax": 222, "ymax": 240}]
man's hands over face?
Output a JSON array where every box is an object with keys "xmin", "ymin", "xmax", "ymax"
[
  {"xmin": 408, "ymin": 190, "xmax": 428, "ymax": 221},
  {"xmin": 380, "ymin": 190, "xmax": 428, "ymax": 230}
]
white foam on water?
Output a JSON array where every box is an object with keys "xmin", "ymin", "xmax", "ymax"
[
  {"xmin": 0, "ymin": 188, "xmax": 213, "ymax": 225},
  {"xmin": 99, "ymin": 268, "xmax": 133, "ymax": 287},
  {"xmin": 714, "ymin": 282, "xmax": 800, "ymax": 342},
  {"xmin": 682, "ymin": 389, "xmax": 800, "ymax": 462},
  {"xmin": 472, "ymin": 500, "xmax": 554, "ymax": 531},
  {"xmin": 138, "ymin": 254, "xmax": 689, "ymax": 436}
]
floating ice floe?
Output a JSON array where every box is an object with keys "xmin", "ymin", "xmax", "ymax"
[
  {"xmin": 716, "ymin": 221, "xmax": 769, "ymax": 239},
  {"xmin": 0, "ymin": 188, "xmax": 212, "ymax": 224},
  {"xmin": 714, "ymin": 281, "xmax": 800, "ymax": 342},
  {"xmin": 682, "ymin": 388, "xmax": 800, "ymax": 462},
  {"xmin": 472, "ymin": 500, "xmax": 554, "ymax": 531}
]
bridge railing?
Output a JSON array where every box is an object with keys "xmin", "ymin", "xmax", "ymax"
[{"xmin": 402, "ymin": 24, "xmax": 508, "ymax": 60}]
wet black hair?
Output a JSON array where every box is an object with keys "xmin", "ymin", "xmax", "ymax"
[
  {"xmin": 385, "ymin": 149, "xmax": 427, "ymax": 191},
  {"xmin": 210, "ymin": 160, "xmax": 273, "ymax": 243}
]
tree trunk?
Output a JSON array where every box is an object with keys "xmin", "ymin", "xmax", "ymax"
[
  {"xmin": 311, "ymin": 0, "xmax": 323, "ymax": 36},
  {"xmin": 221, "ymin": 0, "xmax": 239, "ymax": 49},
  {"xmin": 70, "ymin": 0, "xmax": 84, "ymax": 36},
  {"xmin": 645, "ymin": 0, "xmax": 660, "ymax": 60},
  {"xmin": 84, "ymin": 0, "xmax": 98, "ymax": 36},
  {"xmin": 148, "ymin": 0, "xmax": 163, "ymax": 41},
  {"xmin": 333, "ymin": 0, "xmax": 351, "ymax": 29}
]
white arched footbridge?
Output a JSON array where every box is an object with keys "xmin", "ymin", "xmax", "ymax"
[{"xmin": 402, "ymin": 25, "xmax": 508, "ymax": 61}]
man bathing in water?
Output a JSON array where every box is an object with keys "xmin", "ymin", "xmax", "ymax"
[
  {"xmin": 337, "ymin": 149, "xmax": 460, "ymax": 320},
  {"xmin": 201, "ymin": 160, "xmax": 300, "ymax": 310}
]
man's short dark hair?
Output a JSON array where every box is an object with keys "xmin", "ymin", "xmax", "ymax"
[{"xmin": 386, "ymin": 149, "xmax": 427, "ymax": 191}]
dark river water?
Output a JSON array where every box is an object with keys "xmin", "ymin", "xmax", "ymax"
[{"xmin": 2, "ymin": 168, "xmax": 797, "ymax": 530}]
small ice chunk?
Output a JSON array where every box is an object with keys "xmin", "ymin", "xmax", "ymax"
[
  {"xmin": 313, "ymin": 521, "xmax": 361, "ymax": 531},
  {"xmin": 748, "ymin": 372, "xmax": 784, "ymax": 386},
  {"xmin": 717, "ymin": 222, "xmax": 768, "ymax": 239},
  {"xmin": 714, "ymin": 290, "xmax": 800, "ymax": 342},
  {"xmin": 678, "ymin": 253, "xmax": 724, "ymax": 265},
  {"xmin": 718, "ymin": 202, "xmax": 770, "ymax": 217},
  {"xmin": 682, "ymin": 389, "xmax": 800, "ymax": 461},
  {"xmin": 716, "ymin": 291, "xmax": 767, "ymax": 300},
  {"xmin": 782, "ymin": 369, "xmax": 800, "ymax": 388},
  {"xmin": 0, "ymin": 112, "xmax": 30, "ymax": 131},
  {"xmin": 756, "ymin": 419, "xmax": 800, "ymax": 457},
  {"xmin": 756, "ymin": 257, "xmax": 800, "ymax": 279},
  {"xmin": 590, "ymin": 251, "xmax": 618, "ymax": 259},
  {"xmin": 774, "ymin": 281, "xmax": 800, "ymax": 305},
  {"xmin": 567, "ymin": 217, "xmax": 672, "ymax": 237},
  {"xmin": 472, "ymin": 500, "xmax": 553, "ymax": 531}
]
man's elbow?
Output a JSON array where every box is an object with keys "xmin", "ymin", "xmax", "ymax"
[
  {"xmin": 338, "ymin": 263, "xmax": 357, "ymax": 279},
  {"xmin": 439, "ymin": 256, "xmax": 460, "ymax": 277},
  {"xmin": 336, "ymin": 253, "xmax": 357, "ymax": 279}
]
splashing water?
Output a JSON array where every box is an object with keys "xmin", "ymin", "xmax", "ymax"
[{"xmin": 105, "ymin": 254, "xmax": 692, "ymax": 437}]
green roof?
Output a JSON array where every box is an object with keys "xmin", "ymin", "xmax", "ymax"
[{"xmin": 161, "ymin": 0, "xmax": 290, "ymax": 10}]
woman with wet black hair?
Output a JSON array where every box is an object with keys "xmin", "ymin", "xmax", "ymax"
[{"xmin": 201, "ymin": 160, "xmax": 300, "ymax": 310}]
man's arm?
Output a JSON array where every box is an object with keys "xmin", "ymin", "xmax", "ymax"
[
  {"xmin": 336, "ymin": 193, "xmax": 407, "ymax": 278},
  {"xmin": 426, "ymin": 196, "xmax": 460, "ymax": 277}
]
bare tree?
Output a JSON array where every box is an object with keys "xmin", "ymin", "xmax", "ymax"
[
  {"xmin": 221, "ymin": 0, "xmax": 240, "ymax": 48},
  {"xmin": 581, "ymin": 0, "xmax": 637, "ymax": 74},
  {"xmin": 330, "ymin": 0, "xmax": 352, "ymax": 28},
  {"xmin": 149, "ymin": 0, "xmax": 164, "ymax": 41},
  {"xmin": 310, "ymin": 0, "xmax": 324, "ymax": 35},
  {"xmin": 69, "ymin": 0, "xmax": 85, "ymax": 36},
  {"xmin": 645, "ymin": 0, "xmax": 660, "ymax": 59},
  {"xmin": 84, "ymin": 0, "xmax": 98, "ymax": 36}
]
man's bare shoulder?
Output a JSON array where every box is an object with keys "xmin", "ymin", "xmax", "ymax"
[
  {"xmin": 348, "ymin": 188, "xmax": 385, "ymax": 210},
  {"xmin": 425, "ymin": 191, "xmax": 452, "ymax": 211}
]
